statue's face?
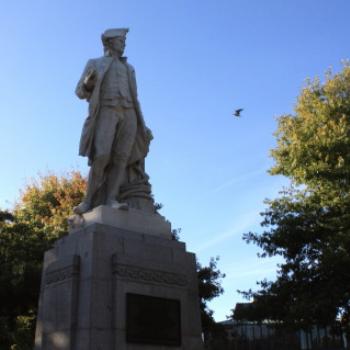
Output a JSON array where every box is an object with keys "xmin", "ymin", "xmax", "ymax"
[{"xmin": 109, "ymin": 36, "xmax": 126, "ymax": 56}]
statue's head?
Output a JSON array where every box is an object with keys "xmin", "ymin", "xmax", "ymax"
[{"xmin": 101, "ymin": 28, "xmax": 129, "ymax": 57}]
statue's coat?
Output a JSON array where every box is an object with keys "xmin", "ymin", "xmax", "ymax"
[{"xmin": 75, "ymin": 56, "xmax": 151, "ymax": 166}]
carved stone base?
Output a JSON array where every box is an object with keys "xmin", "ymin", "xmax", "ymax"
[
  {"xmin": 68, "ymin": 205, "xmax": 172, "ymax": 239},
  {"xmin": 34, "ymin": 221, "xmax": 204, "ymax": 350}
]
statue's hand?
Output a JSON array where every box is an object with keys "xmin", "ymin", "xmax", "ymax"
[{"xmin": 83, "ymin": 69, "xmax": 97, "ymax": 92}]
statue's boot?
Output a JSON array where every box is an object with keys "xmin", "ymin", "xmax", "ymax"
[
  {"xmin": 73, "ymin": 201, "xmax": 91, "ymax": 215},
  {"xmin": 74, "ymin": 155, "xmax": 109, "ymax": 215},
  {"xmin": 105, "ymin": 159, "xmax": 128, "ymax": 210}
]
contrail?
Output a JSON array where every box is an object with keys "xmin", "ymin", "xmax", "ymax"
[
  {"xmin": 211, "ymin": 167, "xmax": 267, "ymax": 194},
  {"xmin": 195, "ymin": 210, "xmax": 260, "ymax": 252}
]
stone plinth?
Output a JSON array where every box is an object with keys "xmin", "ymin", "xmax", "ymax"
[
  {"xmin": 34, "ymin": 211, "xmax": 203, "ymax": 350},
  {"xmin": 69, "ymin": 205, "xmax": 172, "ymax": 239}
]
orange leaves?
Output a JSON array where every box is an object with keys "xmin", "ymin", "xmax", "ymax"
[{"xmin": 14, "ymin": 171, "xmax": 87, "ymax": 239}]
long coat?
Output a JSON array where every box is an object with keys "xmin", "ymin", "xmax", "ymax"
[{"xmin": 75, "ymin": 56, "xmax": 152, "ymax": 165}]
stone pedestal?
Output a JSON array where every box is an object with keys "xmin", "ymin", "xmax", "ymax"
[{"xmin": 34, "ymin": 206, "xmax": 204, "ymax": 350}]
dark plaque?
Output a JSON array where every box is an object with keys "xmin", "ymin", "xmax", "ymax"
[{"xmin": 126, "ymin": 293, "xmax": 181, "ymax": 346}]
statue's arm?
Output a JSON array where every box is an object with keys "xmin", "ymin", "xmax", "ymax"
[{"xmin": 75, "ymin": 59, "xmax": 96, "ymax": 100}]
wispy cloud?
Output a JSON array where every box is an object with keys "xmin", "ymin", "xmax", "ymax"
[
  {"xmin": 195, "ymin": 210, "xmax": 260, "ymax": 253},
  {"xmin": 211, "ymin": 167, "xmax": 267, "ymax": 194},
  {"xmin": 223, "ymin": 256, "xmax": 282, "ymax": 282},
  {"xmin": 226, "ymin": 267, "xmax": 277, "ymax": 280}
]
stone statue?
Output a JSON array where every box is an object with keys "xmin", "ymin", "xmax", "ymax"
[{"xmin": 74, "ymin": 28, "xmax": 154, "ymax": 215}]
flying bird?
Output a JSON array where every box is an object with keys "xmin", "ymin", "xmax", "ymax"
[{"xmin": 233, "ymin": 108, "xmax": 243, "ymax": 117}]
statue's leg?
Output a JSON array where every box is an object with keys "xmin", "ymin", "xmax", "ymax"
[
  {"xmin": 74, "ymin": 155, "xmax": 110, "ymax": 214},
  {"xmin": 85, "ymin": 155, "xmax": 110, "ymax": 203},
  {"xmin": 105, "ymin": 108, "xmax": 137, "ymax": 208},
  {"xmin": 74, "ymin": 106, "xmax": 119, "ymax": 214},
  {"xmin": 105, "ymin": 158, "xmax": 128, "ymax": 209}
]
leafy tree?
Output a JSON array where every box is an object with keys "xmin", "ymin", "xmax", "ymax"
[
  {"xmin": 238, "ymin": 64, "xmax": 350, "ymax": 334},
  {"xmin": 197, "ymin": 257, "xmax": 226, "ymax": 342},
  {"xmin": 0, "ymin": 211, "xmax": 49, "ymax": 349},
  {"xmin": 14, "ymin": 172, "xmax": 86, "ymax": 240},
  {"xmin": 0, "ymin": 172, "xmax": 85, "ymax": 349}
]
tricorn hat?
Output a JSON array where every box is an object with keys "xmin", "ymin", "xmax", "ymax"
[{"xmin": 101, "ymin": 28, "xmax": 129, "ymax": 43}]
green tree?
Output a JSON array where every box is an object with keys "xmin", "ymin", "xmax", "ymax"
[
  {"xmin": 197, "ymin": 257, "xmax": 226, "ymax": 342},
  {"xmin": 0, "ymin": 172, "xmax": 85, "ymax": 349},
  {"xmin": 0, "ymin": 211, "xmax": 49, "ymax": 350},
  {"xmin": 238, "ymin": 64, "xmax": 350, "ymax": 334}
]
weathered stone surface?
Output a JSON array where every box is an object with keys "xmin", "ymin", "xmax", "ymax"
[
  {"xmin": 34, "ymin": 222, "xmax": 203, "ymax": 350},
  {"xmin": 68, "ymin": 204, "xmax": 171, "ymax": 239},
  {"xmin": 74, "ymin": 28, "xmax": 155, "ymax": 215},
  {"xmin": 35, "ymin": 255, "xmax": 80, "ymax": 350}
]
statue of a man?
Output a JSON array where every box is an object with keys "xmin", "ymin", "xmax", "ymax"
[{"xmin": 74, "ymin": 28, "xmax": 154, "ymax": 215}]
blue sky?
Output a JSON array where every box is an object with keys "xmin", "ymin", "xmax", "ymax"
[{"xmin": 1, "ymin": 0, "xmax": 350, "ymax": 321}]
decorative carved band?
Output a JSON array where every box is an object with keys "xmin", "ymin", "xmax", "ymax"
[
  {"xmin": 45, "ymin": 261, "xmax": 80, "ymax": 286},
  {"xmin": 112, "ymin": 264, "xmax": 188, "ymax": 287}
]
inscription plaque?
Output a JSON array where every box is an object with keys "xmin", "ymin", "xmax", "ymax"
[{"xmin": 126, "ymin": 293, "xmax": 181, "ymax": 346}]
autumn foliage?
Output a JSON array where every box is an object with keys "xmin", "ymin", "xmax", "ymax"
[{"xmin": 0, "ymin": 172, "xmax": 85, "ymax": 349}]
